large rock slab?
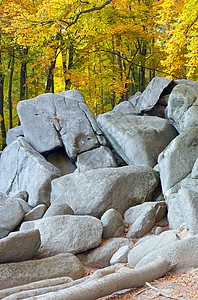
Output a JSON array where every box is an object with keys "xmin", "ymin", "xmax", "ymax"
[
  {"xmin": 0, "ymin": 229, "xmax": 40, "ymax": 263},
  {"xmin": 158, "ymin": 127, "xmax": 198, "ymax": 193},
  {"xmin": 125, "ymin": 201, "xmax": 166, "ymax": 239},
  {"xmin": 0, "ymin": 253, "xmax": 84, "ymax": 290},
  {"xmin": 51, "ymin": 165, "xmax": 159, "ymax": 218},
  {"xmin": 17, "ymin": 90, "xmax": 106, "ymax": 160},
  {"xmin": 166, "ymin": 84, "xmax": 198, "ymax": 133},
  {"xmin": 20, "ymin": 215, "xmax": 103, "ymax": 258},
  {"xmin": 97, "ymin": 112, "xmax": 177, "ymax": 167},
  {"xmin": 77, "ymin": 237, "xmax": 134, "ymax": 268},
  {"xmin": 6, "ymin": 125, "xmax": 24, "ymax": 145},
  {"xmin": 128, "ymin": 230, "xmax": 179, "ymax": 267},
  {"xmin": 0, "ymin": 193, "xmax": 24, "ymax": 238},
  {"xmin": 76, "ymin": 146, "xmax": 117, "ymax": 172},
  {"xmin": 0, "ymin": 137, "xmax": 60, "ymax": 207},
  {"xmin": 133, "ymin": 77, "xmax": 174, "ymax": 112},
  {"xmin": 136, "ymin": 235, "xmax": 198, "ymax": 272}
]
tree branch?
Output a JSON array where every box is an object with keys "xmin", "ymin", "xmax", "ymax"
[{"xmin": 65, "ymin": 0, "xmax": 112, "ymax": 29}]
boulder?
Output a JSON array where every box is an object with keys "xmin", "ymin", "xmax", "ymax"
[
  {"xmin": 192, "ymin": 157, "xmax": 198, "ymax": 179},
  {"xmin": 113, "ymin": 101, "xmax": 140, "ymax": 115},
  {"xmin": 136, "ymin": 235, "xmax": 198, "ymax": 272},
  {"xmin": 133, "ymin": 77, "xmax": 174, "ymax": 112},
  {"xmin": 17, "ymin": 90, "xmax": 106, "ymax": 160},
  {"xmin": 128, "ymin": 230, "xmax": 179, "ymax": 267},
  {"xmin": 166, "ymin": 84, "xmax": 198, "ymax": 133},
  {"xmin": 0, "ymin": 137, "xmax": 60, "ymax": 207},
  {"xmin": 176, "ymin": 188, "xmax": 198, "ymax": 234},
  {"xmin": 101, "ymin": 209, "xmax": 124, "ymax": 239},
  {"xmin": 158, "ymin": 127, "xmax": 198, "ymax": 193},
  {"xmin": 0, "ymin": 253, "xmax": 84, "ymax": 290},
  {"xmin": 51, "ymin": 165, "xmax": 159, "ymax": 218},
  {"xmin": 13, "ymin": 190, "xmax": 29, "ymax": 202},
  {"xmin": 0, "ymin": 229, "xmax": 41, "ymax": 263},
  {"xmin": 77, "ymin": 237, "xmax": 134, "ymax": 268},
  {"xmin": 20, "ymin": 215, "xmax": 103, "ymax": 258},
  {"xmin": 17, "ymin": 93, "xmax": 63, "ymax": 153},
  {"xmin": 23, "ymin": 204, "xmax": 47, "ymax": 222},
  {"xmin": 43, "ymin": 203, "xmax": 74, "ymax": 218},
  {"xmin": 110, "ymin": 245, "xmax": 131, "ymax": 265},
  {"xmin": 97, "ymin": 112, "xmax": 177, "ymax": 167},
  {"xmin": 125, "ymin": 201, "xmax": 166, "ymax": 239},
  {"xmin": 76, "ymin": 146, "xmax": 117, "ymax": 172},
  {"xmin": 6, "ymin": 125, "xmax": 24, "ymax": 145},
  {"xmin": 0, "ymin": 193, "xmax": 24, "ymax": 238}
]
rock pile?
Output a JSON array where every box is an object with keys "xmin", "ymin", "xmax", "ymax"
[{"xmin": 1, "ymin": 77, "xmax": 198, "ymax": 298}]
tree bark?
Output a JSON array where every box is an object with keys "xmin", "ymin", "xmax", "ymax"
[
  {"xmin": 30, "ymin": 258, "xmax": 173, "ymax": 300},
  {"xmin": 20, "ymin": 47, "xmax": 28, "ymax": 101},
  {"xmin": 0, "ymin": 34, "xmax": 6, "ymax": 150},
  {"xmin": 45, "ymin": 59, "xmax": 56, "ymax": 93},
  {"xmin": 8, "ymin": 48, "xmax": 14, "ymax": 129}
]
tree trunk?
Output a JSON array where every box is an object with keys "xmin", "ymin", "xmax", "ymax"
[
  {"xmin": 111, "ymin": 37, "xmax": 116, "ymax": 109},
  {"xmin": 0, "ymin": 34, "xmax": 6, "ymax": 150},
  {"xmin": 8, "ymin": 48, "xmax": 14, "ymax": 129},
  {"xmin": 20, "ymin": 47, "xmax": 28, "ymax": 101},
  {"xmin": 45, "ymin": 59, "xmax": 56, "ymax": 93}
]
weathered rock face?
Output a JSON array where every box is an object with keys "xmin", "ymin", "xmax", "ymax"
[
  {"xmin": 0, "ymin": 193, "xmax": 24, "ymax": 238},
  {"xmin": 0, "ymin": 137, "xmax": 60, "ymax": 207},
  {"xmin": 0, "ymin": 229, "xmax": 41, "ymax": 263},
  {"xmin": 20, "ymin": 215, "xmax": 103, "ymax": 258},
  {"xmin": 51, "ymin": 165, "xmax": 159, "ymax": 218},
  {"xmin": 158, "ymin": 127, "xmax": 198, "ymax": 193},
  {"xmin": 77, "ymin": 237, "xmax": 134, "ymax": 268},
  {"xmin": 6, "ymin": 125, "xmax": 24, "ymax": 145},
  {"xmin": 133, "ymin": 77, "xmax": 174, "ymax": 112},
  {"xmin": 97, "ymin": 112, "xmax": 177, "ymax": 167},
  {"xmin": 166, "ymin": 84, "xmax": 198, "ymax": 133},
  {"xmin": 128, "ymin": 230, "xmax": 179, "ymax": 267},
  {"xmin": 136, "ymin": 235, "xmax": 198, "ymax": 272},
  {"xmin": 76, "ymin": 146, "xmax": 117, "ymax": 172},
  {"xmin": 17, "ymin": 90, "xmax": 106, "ymax": 161},
  {"xmin": 0, "ymin": 253, "xmax": 84, "ymax": 289}
]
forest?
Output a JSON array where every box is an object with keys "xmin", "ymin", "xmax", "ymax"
[{"xmin": 0, "ymin": 0, "xmax": 198, "ymax": 150}]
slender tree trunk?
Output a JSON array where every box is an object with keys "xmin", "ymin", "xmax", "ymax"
[
  {"xmin": 45, "ymin": 59, "xmax": 56, "ymax": 93},
  {"xmin": 8, "ymin": 48, "xmax": 14, "ymax": 129},
  {"xmin": 65, "ymin": 43, "xmax": 74, "ymax": 89},
  {"xmin": 20, "ymin": 47, "xmax": 28, "ymax": 101},
  {"xmin": 138, "ymin": 42, "xmax": 146, "ymax": 92},
  {"xmin": 0, "ymin": 37, "xmax": 6, "ymax": 150},
  {"xmin": 111, "ymin": 37, "xmax": 116, "ymax": 109},
  {"xmin": 99, "ymin": 53, "xmax": 104, "ymax": 113}
]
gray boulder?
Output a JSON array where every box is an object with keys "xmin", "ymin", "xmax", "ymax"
[
  {"xmin": 166, "ymin": 193, "xmax": 185, "ymax": 230},
  {"xmin": 133, "ymin": 77, "xmax": 174, "ymax": 112},
  {"xmin": 110, "ymin": 245, "xmax": 132, "ymax": 265},
  {"xmin": 0, "ymin": 193, "xmax": 24, "ymax": 238},
  {"xmin": 51, "ymin": 165, "xmax": 159, "ymax": 218},
  {"xmin": 45, "ymin": 147, "xmax": 76, "ymax": 176},
  {"xmin": 23, "ymin": 204, "xmax": 47, "ymax": 221},
  {"xmin": 158, "ymin": 127, "xmax": 198, "ymax": 193},
  {"xmin": 128, "ymin": 230, "xmax": 179, "ymax": 267},
  {"xmin": 0, "ymin": 137, "xmax": 60, "ymax": 207},
  {"xmin": 0, "ymin": 253, "xmax": 84, "ymax": 290},
  {"xmin": 6, "ymin": 125, "xmax": 24, "ymax": 145},
  {"xmin": 125, "ymin": 201, "xmax": 166, "ymax": 239},
  {"xmin": 167, "ymin": 84, "xmax": 198, "ymax": 133},
  {"xmin": 13, "ymin": 190, "xmax": 29, "ymax": 202},
  {"xmin": 176, "ymin": 188, "xmax": 198, "ymax": 234},
  {"xmin": 17, "ymin": 93, "xmax": 63, "ymax": 153},
  {"xmin": 77, "ymin": 237, "xmax": 134, "ymax": 268},
  {"xmin": 128, "ymin": 91, "xmax": 142, "ymax": 106},
  {"xmin": 101, "ymin": 209, "xmax": 124, "ymax": 239},
  {"xmin": 76, "ymin": 146, "xmax": 117, "ymax": 172},
  {"xmin": 17, "ymin": 90, "xmax": 106, "ymax": 160},
  {"xmin": 192, "ymin": 157, "xmax": 198, "ymax": 179},
  {"xmin": 20, "ymin": 215, "xmax": 103, "ymax": 258},
  {"xmin": 0, "ymin": 229, "xmax": 41, "ymax": 263},
  {"xmin": 43, "ymin": 203, "xmax": 74, "ymax": 218},
  {"xmin": 97, "ymin": 112, "xmax": 177, "ymax": 167},
  {"xmin": 16, "ymin": 198, "xmax": 32, "ymax": 214},
  {"xmin": 136, "ymin": 235, "xmax": 198, "ymax": 272},
  {"xmin": 113, "ymin": 101, "xmax": 140, "ymax": 115}
]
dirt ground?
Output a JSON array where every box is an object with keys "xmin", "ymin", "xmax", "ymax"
[{"xmin": 99, "ymin": 268, "xmax": 198, "ymax": 300}]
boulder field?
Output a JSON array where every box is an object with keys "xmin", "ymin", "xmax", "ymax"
[{"xmin": 1, "ymin": 77, "xmax": 198, "ymax": 299}]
